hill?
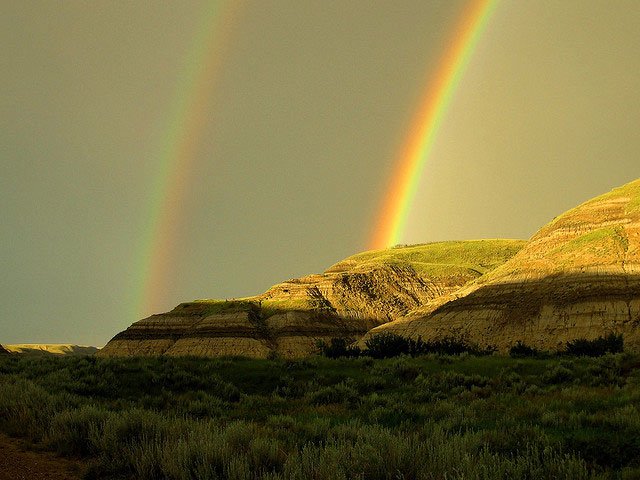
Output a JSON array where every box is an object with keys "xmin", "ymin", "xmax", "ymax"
[
  {"xmin": 366, "ymin": 179, "xmax": 640, "ymax": 351},
  {"xmin": 99, "ymin": 240, "xmax": 524, "ymax": 358},
  {"xmin": 4, "ymin": 344, "xmax": 99, "ymax": 356}
]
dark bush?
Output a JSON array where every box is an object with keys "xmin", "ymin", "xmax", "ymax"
[
  {"xmin": 316, "ymin": 338, "xmax": 361, "ymax": 358},
  {"xmin": 364, "ymin": 333, "xmax": 411, "ymax": 359},
  {"xmin": 565, "ymin": 333, "xmax": 623, "ymax": 357},
  {"xmin": 419, "ymin": 336, "xmax": 496, "ymax": 356},
  {"xmin": 364, "ymin": 333, "xmax": 494, "ymax": 359},
  {"xmin": 563, "ymin": 425, "xmax": 640, "ymax": 469},
  {"xmin": 541, "ymin": 364, "xmax": 574, "ymax": 384},
  {"xmin": 509, "ymin": 341, "xmax": 540, "ymax": 358}
]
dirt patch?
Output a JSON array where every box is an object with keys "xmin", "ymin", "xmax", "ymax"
[{"xmin": 0, "ymin": 434, "xmax": 84, "ymax": 480}]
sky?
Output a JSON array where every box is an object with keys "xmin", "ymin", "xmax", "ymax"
[{"xmin": 2, "ymin": 0, "xmax": 639, "ymax": 346}]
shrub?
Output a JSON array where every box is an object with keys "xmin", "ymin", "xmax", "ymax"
[
  {"xmin": 364, "ymin": 333, "xmax": 495, "ymax": 358},
  {"xmin": 48, "ymin": 405, "xmax": 110, "ymax": 456},
  {"xmin": 415, "ymin": 371, "xmax": 490, "ymax": 397},
  {"xmin": 309, "ymin": 382, "xmax": 360, "ymax": 406},
  {"xmin": 510, "ymin": 341, "xmax": 540, "ymax": 358},
  {"xmin": 542, "ymin": 364, "xmax": 574, "ymax": 385},
  {"xmin": 281, "ymin": 426, "xmax": 594, "ymax": 480},
  {"xmin": 316, "ymin": 338, "xmax": 361, "ymax": 358},
  {"xmin": 565, "ymin": 333, "xmax": 623, "ymax": 357},
  {"xmin": 0, "ymin": 376, "xmax": 67, "ymax": 441},
  {"xmin": 419, "ymin": 336, "xmax": 496, "ymax": 356},
  {"xmin": 3, "ymin": 351, "xmax": 636, "ymax": 478},
  {"xmin": 364, "ymin": 333, "xmax": 410, "ymax": 359},
  {"xmin": 585, "ymin": 355, "xmax": 625, "ymax": 387}
]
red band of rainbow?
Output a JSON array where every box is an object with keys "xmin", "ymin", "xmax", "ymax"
[{"xmin": 370, "ymin": 0, "xmax": 498, "ymax": 250}]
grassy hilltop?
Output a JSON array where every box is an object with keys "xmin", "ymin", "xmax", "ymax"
[{"xmin": 324, "ymin": 239, "xmax": 526, "ymax": 277}]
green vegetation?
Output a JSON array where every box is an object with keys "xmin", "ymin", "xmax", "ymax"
[
  {"xmin": 316, "ymin": 337, "xmax": 362, "ymax": 358},
  {"xmin": 259, "ymin": 298, "xmax": 311, "ymax": 316},
  {"xmin": 326, "ymin": 240, "xmax": 526, "ymax": 277},
  {"xmin": 320, "ymin": 333, "xmax": 622, "ymax": 361},
  {"xmin": 359, "ymin": 333, "xmax": 495, "ymax": 359},
  {"xmin": 550, "ymin": 226, "xmax": 629, "ymax": 258},
  {"xmin": 317, "ymin": 333, "xmax": 501, "ymax": 360},
  {"xmin": 3, "ymin": 352, "xmax": 640, "ymax": 478},
  {"xmin": 507, "ymin": 336, "xmax": 624, "ymax": 359},
  {"xmin": 565, "ymin": 334, "xmax": 624, "ymax": 357},
  {"xmin": 509, "ymin": 341, "xmax": 542, "ymax": 358}
]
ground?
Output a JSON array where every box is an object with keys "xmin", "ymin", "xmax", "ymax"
[{"xmin": 0, "ymin": 434, "xmax": 83, "ymax": 480}]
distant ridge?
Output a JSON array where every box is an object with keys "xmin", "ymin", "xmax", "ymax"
[
  {"xmin": 366, "ymin": 178, "xmax": 640, "ymax": 351},
  {"xmin": 0, "ymin": 344, "xmax": 9, "ymax": 355},
  {"xmin": 99, "ymin": 240, "xmax": 524, "ymax": 358},
  {"xmin": 4, "ymin": 344, "xmax": 99, "ymax": 356}
]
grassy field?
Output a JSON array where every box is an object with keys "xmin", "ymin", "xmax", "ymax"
[{"xmin": 1, "ymin": 353, "xmax": 640, "ymax": 479}]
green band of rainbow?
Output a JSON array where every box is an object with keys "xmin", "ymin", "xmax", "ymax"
[
  {"xmin": 133, "ymin": 1, "xmax": 241, "ymax": 319},
  {"xmin": 370, "ymin": 0, "xmax": 498, "ymax": 249}
]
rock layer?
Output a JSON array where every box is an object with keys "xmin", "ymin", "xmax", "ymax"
[
  {"xmin": 367, "ymin": 179, "xmax": 640, "ymax": 351},
  {"xmin": 99, "ymin": 240, "xmax": 524, "ymax": 358}
]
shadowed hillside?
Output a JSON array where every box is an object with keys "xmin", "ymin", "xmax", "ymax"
[
  {"xmin": 0, "ymin": 345, "xmax": 9, "ymax": 355},
  {"xmin": 367, "ymin": 179, "xmax": 640, "ymax": 351},
  {"xmin": 99, "ymin": 240, "xmax": 524, "ymax": 358}
]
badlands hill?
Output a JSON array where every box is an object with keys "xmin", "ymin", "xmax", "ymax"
[
  {"xmin": 99, "ymin": 240, "xmax": 524, "ymax": 358},
  {"xmin": 367, "ymin": 179, "xmax": 640, "ymax": 352},
  {"xmin": 4, "ymin": 344, "xmax": 99, "ymax": 356}
]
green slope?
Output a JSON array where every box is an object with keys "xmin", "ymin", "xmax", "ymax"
[{"xmin": 326, "ymin": 239, "xmax": 527, "ymax": 277}]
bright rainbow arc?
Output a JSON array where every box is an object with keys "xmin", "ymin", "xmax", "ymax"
[
  {"xmin": 134, "ymin": 1, "xmax": 241, "ymax": 319},
  {"xmin": 370, "ymin": 0, "xmax": 498, "ymax": 250}
]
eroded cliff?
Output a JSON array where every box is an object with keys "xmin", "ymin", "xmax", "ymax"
[
  {"xmin": 99, "ymin": 240, "xmax": 524, "ymax": 358},
  {"xmin": 367, "ymin": 179, "xmax": 640, "ymax": 351}
]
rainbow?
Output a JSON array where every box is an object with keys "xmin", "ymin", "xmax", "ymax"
[
  {"xmin": 134, "ymin": 1, "xmax": 242, "ymax": 319},
  {"xmin": 370, "ymin": 0, "xmax": 498, "ymax": 250}
]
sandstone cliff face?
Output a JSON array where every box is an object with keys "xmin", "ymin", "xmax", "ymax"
[
  {"xmin": 367, "ymin": 179, "xmax": 640, "ymax": 351},
  {"xmin": 99, "ymin": 240, "xmax": 524, "ymax": 358}
]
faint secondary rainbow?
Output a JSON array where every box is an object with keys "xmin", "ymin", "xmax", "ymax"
[
  {"xmin": 133, "ymin": 1, "xmax": 242, "ymax": 319},
  {"xmin": 370, "ymin": 0, "xmax": 498, "ymax": 250}
]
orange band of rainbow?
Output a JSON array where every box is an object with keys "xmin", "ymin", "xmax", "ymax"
[{"xmin": 370, "ymin": 0, "xmax": 498, "ymax": 249}]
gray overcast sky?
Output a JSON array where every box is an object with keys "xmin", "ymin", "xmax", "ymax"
[{"xmin": 2, "ymin": 1, "xmax": 639, "ymax": 346}]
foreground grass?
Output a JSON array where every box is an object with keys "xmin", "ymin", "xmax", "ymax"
[{"xmin": 2, "ymin": 354, "xmax": 640, "ymax": 479}]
